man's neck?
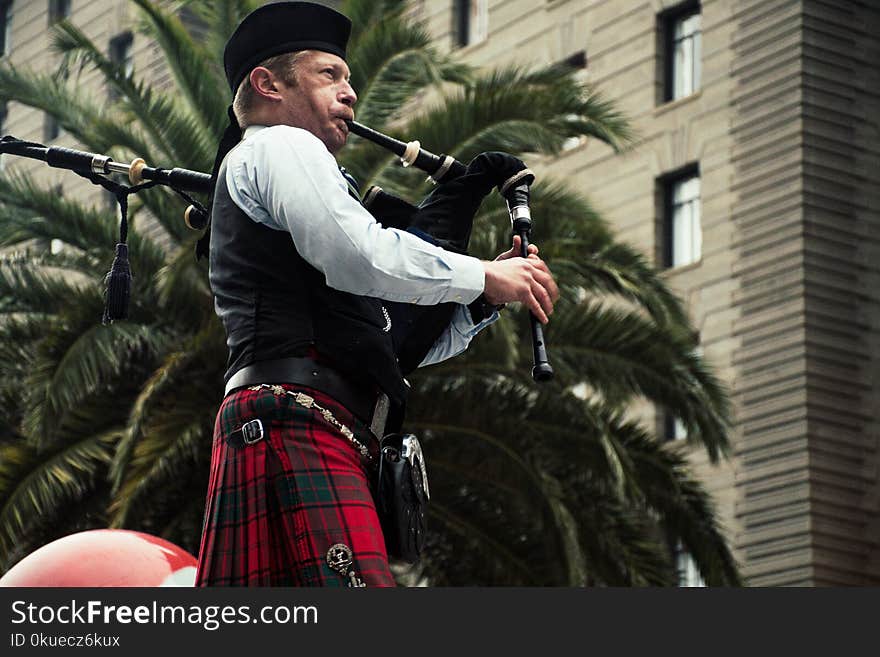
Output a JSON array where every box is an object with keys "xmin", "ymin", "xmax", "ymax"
[{"xmin": 243, "ymin": 125, "xmax": 268, "ymax": 139}]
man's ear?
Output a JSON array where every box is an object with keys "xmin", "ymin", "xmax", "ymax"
[{"xmin": 249, "ymin": 67, "xmax": 282, "ymax": 102}]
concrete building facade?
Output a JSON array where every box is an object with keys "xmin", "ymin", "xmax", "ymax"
[
  {"xmin": 1, "ymin": 0, "xmax": 172, "ymax": 197},
  {"xmin": 414, "ymin": 0, "xmax": 880, "ymax": 586},
  {"xmin": 2, "ymin": 0, "xmax": 877, "ymax": 585}
]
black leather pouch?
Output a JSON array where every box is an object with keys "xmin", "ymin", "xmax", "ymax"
[{"xmin": 376, "ymin": 433, "xmax": 430, "ymax": 563}]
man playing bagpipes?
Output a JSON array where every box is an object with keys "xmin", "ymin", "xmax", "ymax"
[{"xmin": 194, "ymin": 1, "xmax": 558, "ymax": 587}]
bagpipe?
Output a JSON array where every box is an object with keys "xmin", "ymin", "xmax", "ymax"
[
  {"xmin": 346, "ymin": 120, "xmax": 553, "ymax": 382},
  {"xmin": 0, "ymin": 122, "xmax": 553, "ymax": 382}
]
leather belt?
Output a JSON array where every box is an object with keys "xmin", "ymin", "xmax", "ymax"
[{"xmin": 225, "ymin": 357, "xmax": 390, "ymax": 438}]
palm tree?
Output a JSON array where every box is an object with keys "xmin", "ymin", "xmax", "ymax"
[{"xmin": 0, "ymin": 0, "xmax": 740, "ymax": 586}]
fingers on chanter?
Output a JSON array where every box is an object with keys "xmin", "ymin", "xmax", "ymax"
[
  {"xmin": 511, "ymin": 235, "xmax": 539, "ymax": 255},
  {"xmin": 530, "ymin": 296, "xmax": 549, "ymax": 324},
  {"xmin": 531, "ymin": 282, "xmax": 552, "ymax": 322}
]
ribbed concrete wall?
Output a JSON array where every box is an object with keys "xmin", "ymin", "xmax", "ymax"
[
  {"xmin": 728, "ymin": 0, "xmax": 816, "ymax": 587},
  {"xmin": 800, "ymin": 0, "xmax": 880, "ymax": 586},
  {"xmin": 415, "ymin": 0, "xmax": 879, "ymax": 586}
]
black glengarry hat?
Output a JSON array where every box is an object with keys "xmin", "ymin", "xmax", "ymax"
[{"xmin": 223, "ymin": 1, "xmax": 352, "ymax": 93}]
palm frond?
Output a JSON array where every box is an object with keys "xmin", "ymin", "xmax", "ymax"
[
  {"xmin": 130, "ymin": 0, "xmax": 228, "ymax": 139},
  {"xmin": 187, "ymin": 0, "xmax": 262, "ymax": 66},
  {"xmin": 154, "ymin": 242, "xmax": 212, "ymax": 331},
  {"xmin": 110, "ymin": 323, "xmax": 223, "ymax": 495},
  {"xmin": 0, "ymin": 432, "xmax": 118, "ymax": 567},
  {"xmin": 0, "ymin": 260, "xmax": 92, "ymax": 315},
  {"xmin": 0, "ymin": 170, "xmax": 166, "ymax": 280},
  {"xmin": 51, "ymin": 20, "xmax": 213, "ymax": 167},
  {"xmin": 608, "ymin": 419, "xmax": 742, "ymax": 585},
  {"xmin": 343, "ymin": 0, "xmax": 410, "ymax": 44},
  {"xmin": 348, "ymin": 13, "xmax": 469, "ymax": 129},
  {"xmin": 427, "ymin": 501, "xmax": 541, "ymax": 585},
  {"xmin": 523, "ymin": 63, "xmax": 637, "ymax": 151},
  {"xmin": 25, "ymin": 322, "xmax": 167, "ymax": 446},
  {"xmin": 568, "ymin": 477, "xmax": 676, "ymax": 585},
  {"xmin": 409, "ymin": 66, "xmax": 635, "ymax": 164},
  {"xmin": 546, "ymin": 301, "xmax": 730, "ymax": 460},
  {"xmin": 110, "ymin": 418, "xmax": 207, "ymax": 529},
  {"xmin": 0, "ymin": 64, "xmax": 157, "ymax": 159}
]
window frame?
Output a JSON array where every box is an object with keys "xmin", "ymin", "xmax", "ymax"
[
  {"xmin": 0, "ymin": 100, "xmax": 7, "ymax": 170},
  {"xmin": 1, "ymin": 0, "xmax": 13, "ymax": 58},
  {"xmin": 48, "ymin": 0, "xmax": 71, "ymax": 25},
  {"xmin": 663, "ymin": 412, "xmax": 687, "ymax": 442},
  {"xmin": 108, "ymin": 31, "xmax": 134, "ymax": 102},
  {"xmin": 44, "ymin": 112, "xmax": 61, "ymax": 142},
  {"xmin": 659, "ymin": 164, "xmax": 701, "ymax": 269},
  {"xmin": 674, "ymin": 542, "xmax": 706, "ymax": 587},
  {"xmin": 557, "ymin": 50, "xmax": 588, "ymax": 152},
  {"xmin": 659, "ymin": 1, "xmax": 701, "ymax": 103},
  {"xmin": 452, "ymin": 0, "xmax": 488, "ymax": 48}
]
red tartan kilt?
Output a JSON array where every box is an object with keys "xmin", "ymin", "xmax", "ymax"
[{"xmin": 195, "ymin": 384, "xmax": 395, "ymax": 587}]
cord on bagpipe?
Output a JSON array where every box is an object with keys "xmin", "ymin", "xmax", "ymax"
[{"xmin": 0, "ymin": 135, "xmax": 210, "ymax": 323}]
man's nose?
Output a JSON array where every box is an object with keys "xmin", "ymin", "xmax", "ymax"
[{"xmin": 339, "ymin": 80, "xmax": 357, "ymax": 106}]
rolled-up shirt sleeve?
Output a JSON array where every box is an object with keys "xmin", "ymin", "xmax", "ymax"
[
  {"xmin": 418, "ymin": 305, "xmax": 500, "ymax": 367},
  {"xmin": 226, "ymin": 125, "xmax": 485, "ymax": 306}
]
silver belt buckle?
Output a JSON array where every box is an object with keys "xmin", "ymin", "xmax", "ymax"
[
  {"xmin": 370, "ymin": 393, "xmax": 390, "ymax": 439},
  {"xmin": 241, "ymin": 419, "xmax": 264, "ymax": 445}
]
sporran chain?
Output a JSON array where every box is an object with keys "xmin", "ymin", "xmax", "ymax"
[{"xmin": 247, "ymin": 384, "xmax": 371, "ymax": 459}]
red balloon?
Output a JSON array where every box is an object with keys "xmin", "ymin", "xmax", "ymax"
[{"xmin": 0, "ymin": 529, "xmax": 197, "ymax": 587}]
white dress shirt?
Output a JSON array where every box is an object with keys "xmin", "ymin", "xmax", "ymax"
[{"xmin": 225, "ymin": 124, "xmax": 498, "ymax": 366}]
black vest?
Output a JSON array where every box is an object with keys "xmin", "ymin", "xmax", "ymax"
[{"xmin": 208, "ymin": 163, "xmax": 408, "ymax": 405}]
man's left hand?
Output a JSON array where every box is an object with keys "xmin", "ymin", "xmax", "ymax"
[{"xmin": 495, "ymin": 235, "xmax": 538, "ymax": 261}]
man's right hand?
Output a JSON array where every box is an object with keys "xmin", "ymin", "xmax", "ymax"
[{"xmin": 482, "ymin": 242, "xmax": 559, "ymax": 324}]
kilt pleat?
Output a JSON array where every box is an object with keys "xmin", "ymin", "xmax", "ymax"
[{"xmin": 195, "ymin": 384, "xmax": 395, "ymax": 587}]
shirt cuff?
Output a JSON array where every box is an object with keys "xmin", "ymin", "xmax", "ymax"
[
  {"xmin": 442, "ymin": 252, "xmax": 485, "ymax": 305},
  {"xmin": 467, "ymin": 307, "xmax": 500, "ymax": 335},
  {"xmin": 467, "ymin": 294, "xmax": 504, "ymax": 324}
]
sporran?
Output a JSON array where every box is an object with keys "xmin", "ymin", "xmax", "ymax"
[{"xmin": 375, "ymin": 433, "xmax": 429, "ymax": 563}]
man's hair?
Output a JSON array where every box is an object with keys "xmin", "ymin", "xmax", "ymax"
[{"xmin": 232, "ymin": 50, "xmax": 310, "ymax": 126}]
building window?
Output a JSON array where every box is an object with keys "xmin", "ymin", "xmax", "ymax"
[
  {"xmin": 660, "ymin": 3, "xmax": 701, "ymax": 102},
  {"xmin": 674, "ymin": 542, "xmax": 706, "ymax": 587},
  {"xmin": 109, "ymin": 31, "xmax": 133, "ymax": 75},
  {"xmin": 661, "ymin": 168, "xmax": 701, "ymax": 268},
  {"xmin": 561, "ymin": 50, "xmax": 587, "ymax": 70},
  {"xmin": 663, "ymin": 412, "xmax": 687, "ymax": 442},
  {"xmin": 44, "ymin": 64, "xmax": 69, "ymax": 141},
  {"xmin": 0, "ymin": 101, "xmax": 7, "ymax": 169},
  {"xmin": 1, "ymin": 0, "xmax": 13, "ymax": 58},
  {"xmin": 559, "ymin": 51, "xmax": 588, "ymax": 152},
  {"xmin": 108, "ymin": 31, "xmax": 133, "ymax": 101},
  {"xmin": 48, "ymin": 0, "xmax": 71, "ymax": 25},
  {"xmin": 453, "ymin": 0, "xmax": 487, "ymax": 48},
  {"xmin": 44, "ymin": 113, "xmax": 61, "ymax": 141},
  {"xmin": 661, "ymin": 341, "xmax": 699, "ymax": 441}
]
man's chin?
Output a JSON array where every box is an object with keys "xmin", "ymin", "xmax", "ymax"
[{"xmin": 326, "ymin": 132, "xmax": 347, "ymax": 154}]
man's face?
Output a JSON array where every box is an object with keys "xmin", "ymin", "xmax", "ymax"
[{"xmin": 276, "ymin": 51, "xmax": 356, "ymax": 154}]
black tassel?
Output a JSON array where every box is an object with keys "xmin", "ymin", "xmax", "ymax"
[
  {"xmin": 103, "ymin": 190, "xmax": 132, "ymax": 325},
  {"xmin": 69, "ymin": 163, "xmax": 160, "ymax": 325},
  {"xmin": 102, "ymin": 243, "xmax": 131, "ymax": 324}
]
